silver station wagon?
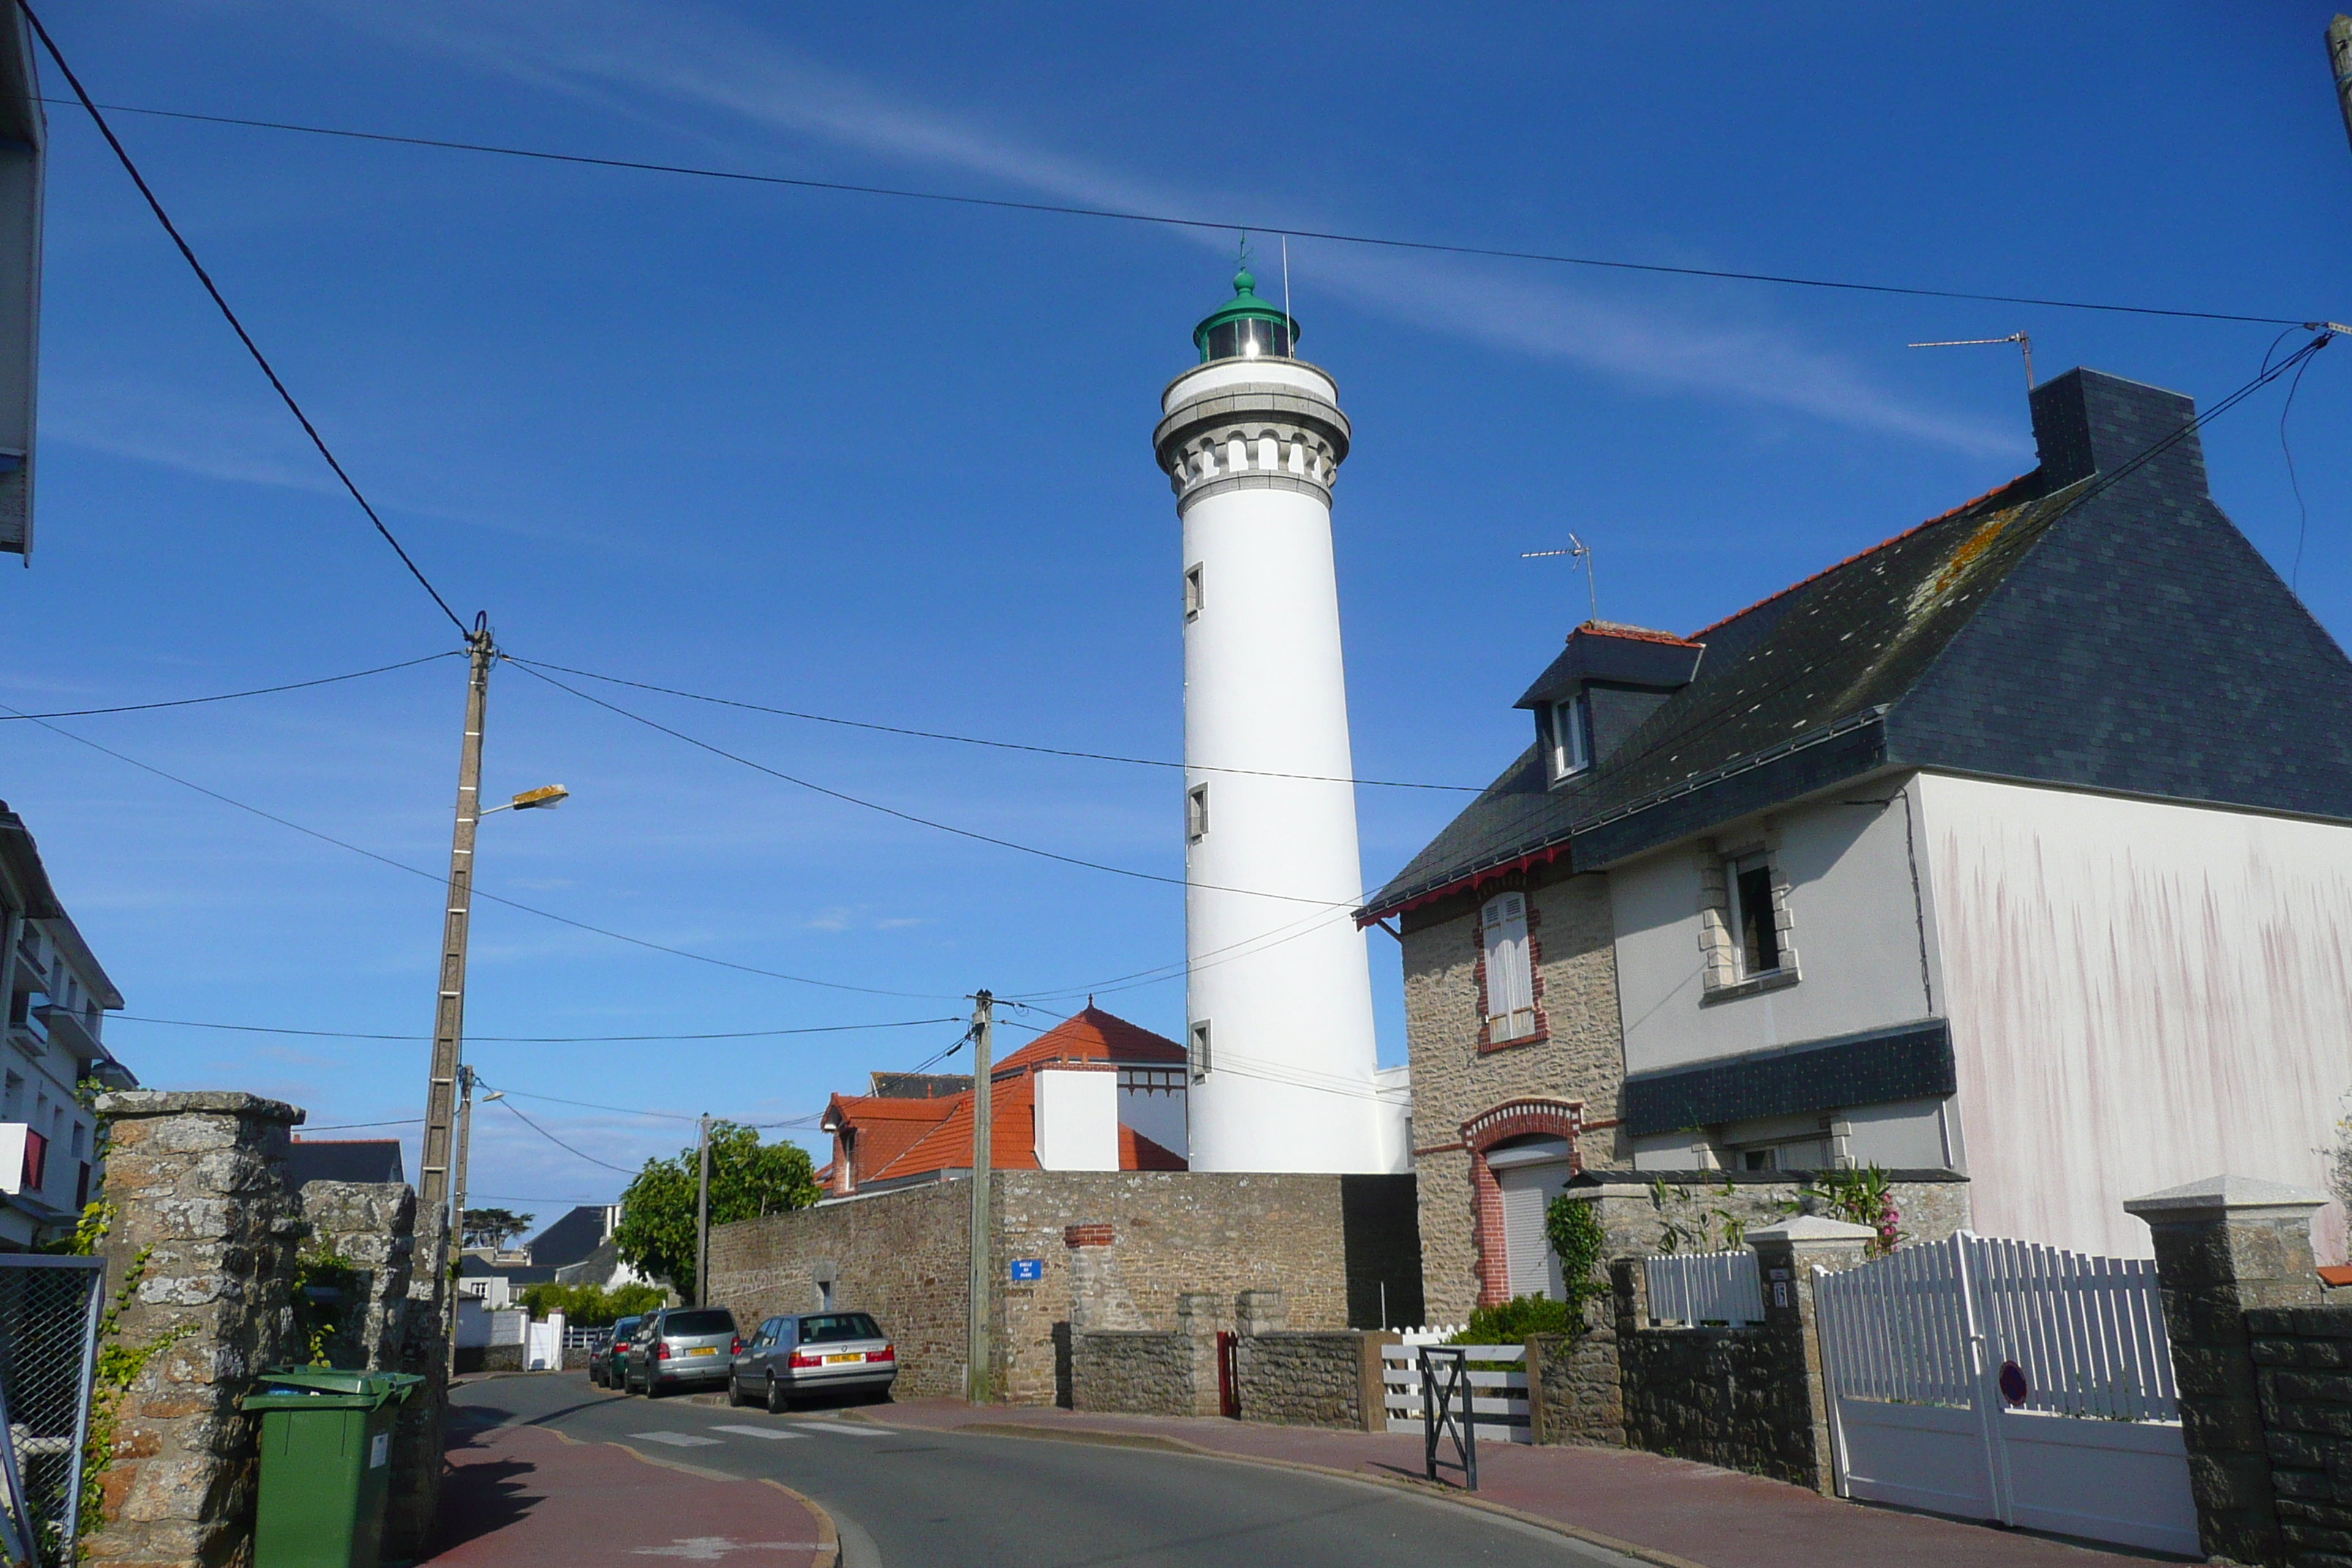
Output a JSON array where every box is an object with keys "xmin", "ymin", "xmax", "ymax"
[
  {"xmin": 729, "ymin": 1311, "xmax": 897, "ymax": 1411},
  {"xmin": 625, "ymin": 1306, "xmax": 740, "ymax": 1396}
]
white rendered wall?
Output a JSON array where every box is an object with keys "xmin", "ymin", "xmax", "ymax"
[
  {"xmin": 1610, "ymin": 783, "xmax": 1942, "ymax": 1077},
  {"xmin": 1921, "ymin": 774, "xmax": 2352, "ymax": 1259},
  {"xmin": 1033, "ymin": 1068, "xmax": 1120, "ymax": 1172},
  {"xmin": 1167, "ymin": 356, "xmax": 1389, "ymax": 1173}
]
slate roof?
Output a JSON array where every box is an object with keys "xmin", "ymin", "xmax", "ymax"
[
  {"xmin": 286, "ymin": 1137, "xmax": 405, "ymax": 1186},
  {"xmin": 1364, "ymin": 367, "xmax": 2352, "ymax": 920},
  {"xmin": 526, "ymin": 1204, "xmax": 612, "ymax": 1270}
]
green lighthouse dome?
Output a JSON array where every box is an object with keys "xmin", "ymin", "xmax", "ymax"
[{"xmin": 1192, "ymin": 265, "xmax": 1298, "ymax": 363}]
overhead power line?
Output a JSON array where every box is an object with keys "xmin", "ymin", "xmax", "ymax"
[
  {"xmin": 508, "ymin": 656, "xmax": 1479, "ymax": 792},
  {"xmin": 508, "ymin": 658, "xmax": 1359, "ymax": 909},
  {"xmin": 110, "ymin": 1012, "xmax": 964, "ymax": 1042},
  {"xmin": 484, "ymin": 1090, "xmax": 641, "ymax": 1175},
  {"xmin": 301, "ymin": 1117, "xmax": 423, "ymax": 1131},
  {"xmin": 3, "ymin": 701, "xmax": 965, "ymax": 999},
  {"xmin": 16, "ymin": 7, "xmax": 468, "ymax": 634},
  {"xmin": 0, "ymin": 652, "xmax": 457, "ymax": 720},
  {"xmin": 46, "ymin": 95, "xmax": 2313, "ymax": 328}
]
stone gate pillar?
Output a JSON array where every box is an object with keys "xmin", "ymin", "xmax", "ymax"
[
  {"xmin": 2126, "ymin": 1174, "xmax": 2326, "ymax": 1567},
  {"xmin": 88, "ymin": 1090, "xmax": 305, "ymax": 1568},
  {"xmin": 1746, "ymin": 1215, "xmax": 1874, "ymax": 1496}
]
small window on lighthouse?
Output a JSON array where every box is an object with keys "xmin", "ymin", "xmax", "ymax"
[
  {"xmin": 1187, "ymin": 783, "xmax": 1210, "ymax": 841},
  {"xmin": 1188, "ymin": 1020, "xmax": 1213, "ymax": 1081},
  {"xmin": 1184, "ymin": 564, "xmax": 1205, "ymax": 621}
]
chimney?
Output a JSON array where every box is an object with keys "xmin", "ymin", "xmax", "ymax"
[{"xmin": 2028, "ymin": 368, "xmax": 2206, "ymax": 498}]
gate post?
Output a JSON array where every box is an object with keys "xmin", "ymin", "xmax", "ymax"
[
  {"xmin": 2126, "ymin": 1175, "xmax": 2326, "ymax": 1568},
  {"xmin": 1748, "ymin": 1215, "xmax": 1875, "ymax": 1497}
]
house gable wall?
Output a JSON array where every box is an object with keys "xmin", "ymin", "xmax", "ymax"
[
  {"xmin": 1921, "ymin": 772, "xmax": 2352, "ymax": 1259},
  {"xmin": 1401, "ymin": 867, "xmax": 1626, "ymax": 1322}
]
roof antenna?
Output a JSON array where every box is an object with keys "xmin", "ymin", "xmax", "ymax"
[
  {"xmin": 1522, "ymin": 534, "xmax": 1599, "ymax": 625},
  {"xmin": 1910, "ymin": 332, "xmax": 2034, "ymax": 395}
]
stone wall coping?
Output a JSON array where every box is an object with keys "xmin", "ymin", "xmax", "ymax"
[
  {"xmin": 97, "ymin": 1088, "xmax": 304, "ymax": 1122},
  {"xmin": 2122, "ymin": 1173, "xmax": 2329, "ymax": 1221},
  {"xmin": 1747, "ymin": 1215, "xmax": 1877, "ymax": 1244}
]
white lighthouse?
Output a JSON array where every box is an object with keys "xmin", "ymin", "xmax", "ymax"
[{"xmin": 1153, "ymin": 265, "xmax": 1401, "ymax": 1174}]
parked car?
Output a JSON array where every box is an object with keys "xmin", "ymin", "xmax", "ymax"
[
  {"xmin": 730, "ymin": 1311, "xmax": 896, "ymax": 1411},
  {"xmin": 626, "ymin": 1307, "xmax": 741, "ymax": 1396},
  {"xmin": 590, "ymin": 1316, "xmax": 642, "ymax": 1388}
]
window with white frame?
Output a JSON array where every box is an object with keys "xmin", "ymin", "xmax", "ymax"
[
  {"xmin": 1727, "ymin": 853, "xmax": 1784, "ymax": 976},
  {"xmin": 1186, "ymin": 783, "xmax": 1210, "ymax": 841},
  {"xmin": 1543, "ymin": 696, "xmax": 1591, "ymax": 783},
  {"xmin": 1480, "ymin": 892, "xmax": 1537, "ymax": 1042},
  {"xmin": 1183, "ymin": 563, "xmax": 1205, "ymax": 621},
  {"xmin": 1188, "ymin": 1019, "xmax": 1212, "ymax": 1081}
]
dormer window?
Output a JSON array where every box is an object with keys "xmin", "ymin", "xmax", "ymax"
[{"xmin": 1543, "ymin": 696, "xmax": 1591, "ymax": 783}]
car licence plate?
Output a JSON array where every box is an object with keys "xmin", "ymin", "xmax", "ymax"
[
  {"xmin": 689, "ymin": 1346, "xmax": 718, "ymax": 1357},
  {"xmin": 823, "ymin": 1353, "xmax": 861, "ymax": 1365}
]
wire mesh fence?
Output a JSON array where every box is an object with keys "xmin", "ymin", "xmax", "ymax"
[{"xmin": 0, "ymin": 1256, "xmax": 105, "ymax": 1566}]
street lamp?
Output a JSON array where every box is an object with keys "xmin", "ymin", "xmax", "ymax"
[{"xmin": 480, "ymin": 785, "xmax": 568, "ymax": 815}]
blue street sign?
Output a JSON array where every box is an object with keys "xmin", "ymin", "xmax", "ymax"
[{"xmin": 1009, "ymin": 1258, "xmax": 1044, "ymax": 1282}]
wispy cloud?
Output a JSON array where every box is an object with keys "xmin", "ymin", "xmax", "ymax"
[{"xmin": 312, "ymin": 0, "xmax": 2016, "ymax": 455}]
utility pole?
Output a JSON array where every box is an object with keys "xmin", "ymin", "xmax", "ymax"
[
  {"xmin": 418, "ymin": 615, "xmax": 494, "ymax": 1344},
  {"xmin": 2329, "ymin": 16, "xmax": 2352, "ymax": 155},
  {"xmin": 694, "ymin": 1114, "xmax": 712, "ymax": 1307},
  {"xmin": 965, "ymin": 991, "xmax": 993, "ymax": 1404},
  {"xmin": 445, "ymin": 1065, "xmax": 476, "ymax": 1375}
]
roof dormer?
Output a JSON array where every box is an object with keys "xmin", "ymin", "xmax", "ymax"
[{"xmin": 1515, "ymin": 622, "xmax": 1704, "ymax": 785}]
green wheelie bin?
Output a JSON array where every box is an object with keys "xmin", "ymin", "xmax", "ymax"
[{"xmin": 239, "ymin": 1368, "xmax": 423, "ymax": 1568}]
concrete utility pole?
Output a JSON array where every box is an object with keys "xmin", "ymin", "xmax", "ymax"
[
  {"xmin": 694, "ymin": 1114, "xmax": 712, "ymax": 1307},
  {"xmin": 965, "ymin": 991, "xmax": 993, "ymax": 1403},
  {"xmin": 2330, "ymin": 16, "xmax": 2352, "ymax": 155},
  {"xmin": 418, "ymin": 616, "xmax": 494, "ymax": 1331}
]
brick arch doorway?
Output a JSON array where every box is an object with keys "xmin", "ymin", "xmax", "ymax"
[{"xmin": 1464, "ymin": 1098, "xmax": 1583, "ymax": 1307}]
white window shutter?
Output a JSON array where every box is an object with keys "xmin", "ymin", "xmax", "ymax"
[{"xmin": 1482, "ymin": 895, "xmax": 1534, "ymax": 1036}]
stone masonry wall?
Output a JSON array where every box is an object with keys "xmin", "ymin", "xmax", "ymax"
[
  {"xmin": 707, "ymin": 1180, "xmax": 970, "ymax": 1399},
  {"xmin": 2247, "ymin": 1305, "xmax": 2352, "ymax": 1566},
  {"xmin": 1233, "ymin": 1331, "xmax": 1371, "ymax": 1430},
  {"xmin": 1071, "ymin": 1331, "xmax": 1195, "ymax": 1416},
  {"xmin": 89, "ymin": 1092, "xmax": 306, "ymax": 1568},
  {"xmin": 709, "ymin": 1171, "xmax": 1387, "ymax": 1407},
  {"xmin": 295, "ymin": 1181, "xmax": 415, "ymax": 1371},
  {"xmin": 1401, "ymin": 870, "xmax": 1628, "ymax": 1324},
  {"xmin": 1614, "ymin": 1319, "xmax": 1812, "ymax": 1485}
]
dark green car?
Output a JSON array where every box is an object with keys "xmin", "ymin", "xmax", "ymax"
[{"xmin": 592, "ymin": 1315, "xmax": 644, "ymax": 1389}]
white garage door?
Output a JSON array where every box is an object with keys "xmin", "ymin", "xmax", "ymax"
[{"xmin": 1496, "ymin": 1160, "xmax": 1573, "ymax": 1300}]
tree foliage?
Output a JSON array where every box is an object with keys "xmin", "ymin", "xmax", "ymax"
[
  {"xmin": 516, "ymin": 1281, "xmax": 666, "ymax": 1327},
  {"xmin": 612, "ymin": 1122, "xmax": 821, "ymax": 1289},
  {"xmin": 461, "ymin": 1207, "xmax": 535, "ymax": 1249}
]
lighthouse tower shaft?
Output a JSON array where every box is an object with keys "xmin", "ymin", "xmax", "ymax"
[{"xmin": 1154, "ymin": 289, "xmax": 1399, "ymax": 1175}]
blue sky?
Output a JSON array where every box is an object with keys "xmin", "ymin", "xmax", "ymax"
[{"xmin": 3, "ymin": 3, "xmax": 2344, "ymax": 1236}]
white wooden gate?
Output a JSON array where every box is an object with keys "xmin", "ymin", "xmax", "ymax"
[
  {"xmin": 1814, "ymin": 1232, "xmax": 2195, "ymax": 1556},
  {"xmin": 1380, "ymin": 1343, "xmax": 1531, "ymax": 1443}
]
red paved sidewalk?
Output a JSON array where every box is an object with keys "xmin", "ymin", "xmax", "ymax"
[
  {"xmin": 866, "ymin": 1399, "xmax": 2176, "ymax": 1568},
  {"xmin": 419, "ymin": 1414, "xmax": 833, "ymax": 1566}
]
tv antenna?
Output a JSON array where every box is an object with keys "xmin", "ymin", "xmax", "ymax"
[
  {"xmin": 1523, "ymin": 535, "xmax": 1599, "ymax": 624},
  {"xmin": 1910, "ymin": 332, "xmax": 2034, "ymax": 394}
]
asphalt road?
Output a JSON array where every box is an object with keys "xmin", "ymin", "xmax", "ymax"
[{"xmin": 453, "ymin": 1373, "xmax": 1644, "ymax": 1568}]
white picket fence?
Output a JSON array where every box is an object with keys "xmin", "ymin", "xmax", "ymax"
[
  {"xmin": 1379, "ymin": 1342, "xmax": 1531, "ymax": 1444},
  {"xmin": 1395, "ymin": 1324, "xmax": 1467, "ymax": 1346},
  {"xmin": 1643, "ymin": 1250, "xmax": 1764, "ymax": 1327},
  {"xmin": 1814, "ymin": 1230, "xmax": 2193, "ymax": 1556}
]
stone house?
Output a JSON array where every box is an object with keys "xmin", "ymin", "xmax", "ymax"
[{"xmin": 1361, "ymin": 367, "xmax": 2352, "ymax": 1319}]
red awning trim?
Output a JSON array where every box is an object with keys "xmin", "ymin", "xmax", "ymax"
[{"xmin": 1357, "ymin": 840, "xmax": 1571, "ymax": 927}]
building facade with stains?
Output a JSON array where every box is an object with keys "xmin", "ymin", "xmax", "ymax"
[{"xmin": 1365, "ymin": 367, "xmax": 2352, "ymax": 1315}]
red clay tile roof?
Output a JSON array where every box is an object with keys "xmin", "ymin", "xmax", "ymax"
[
  {"xmin": 997, "ymin": 1005, "xmax": 1186, "ymax": 1071},
  {"xmin": 1572, "ymin": 620, "xmax": 1701, "ymax": 647},
  {"xmin": 820, "ymin": 1006, "xmax": 1189, "ymax": 1186}
]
